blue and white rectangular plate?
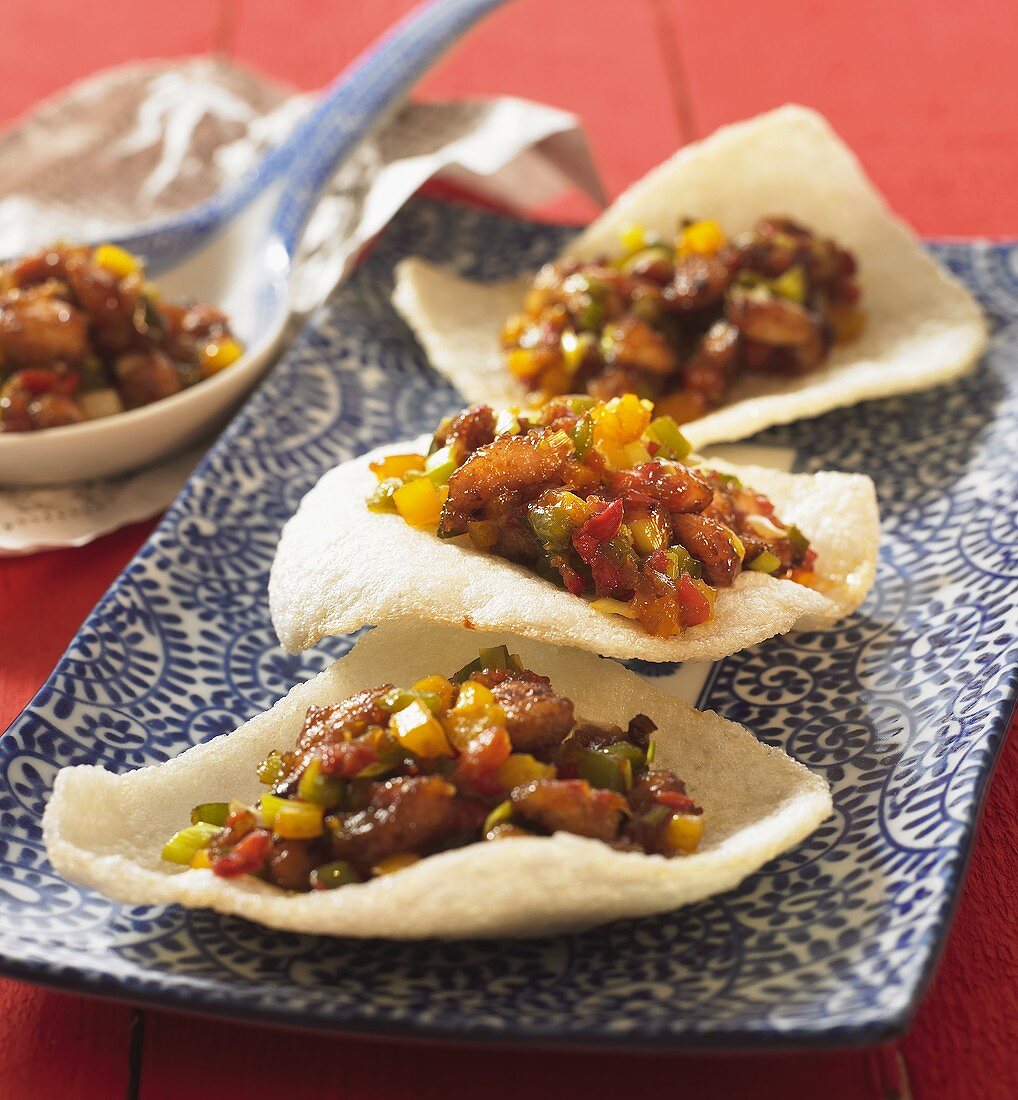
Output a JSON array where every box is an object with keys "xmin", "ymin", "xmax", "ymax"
[{"xmin": 1, "ymin": 199, "xmax": 1015, "ymax": 1049}]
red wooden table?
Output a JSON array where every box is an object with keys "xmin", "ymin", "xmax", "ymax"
[{"xmin": 1, "ymin": 2, "xmax": 1016, "ymax": 1097}]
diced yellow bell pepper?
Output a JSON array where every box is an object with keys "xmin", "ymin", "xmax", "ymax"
[
  {"xmin": 630, "ymin": 515, "xmax": 668, "ymax": 555},
  {"xmin": 190, "ymin": 849, "xmax": 212, "ymax": 870},
  {"xmin": 455, "ymin": 681, "xmax": 494, "ymax": 710},
  {"xmin": 507, "ymin": 347, "xmax": 545, "ymax": 380},
  {"xmin": 467, "ymin": 520, "xmax": 498, "ymax": 551},
  {"xmin": 619, "ymin": 222, "xmax": 650, "ymax": 257},
  {"xmin": 592, "ymin": 393, "xmax": 653, "ymax": 446},
  {"xmin": 369, "ymin": 453, "xmax": 426, "ymax": 481},
  {"xmin": 589, "ymin": 597, "xmax": 639, "ymax": 619},
  {"xmin": 664, "ymin": 812, "xmax": 705, "ymax": 854},
  {"xmin": 498, "ymin": 753, "xmax": 556, "ymax": 789},
  {"xmin": 199, "ymin": 337, "xmax": 244, "ymax": 375},
  {"xmin": 392, "ymin": 477, "xmax": 445, "ymax": 527},
  {"xmin": 413, "ymin": 675, "xmax": 456, "ymax": 712},
  {"xmin": 372, "ymin": 853, "xmax": 421, "ymax": 876},
  {"xmin": 274, "ymin": 800, "xmax": 325, "ymax": 840},
  {"xmin": 725, "ymin": 528, "xmax": 746, "ymax": 562},
  {"xmin": 623, "ymin": 441, "xmax": 652, "ymax": 467},
  {"xmin": 678, "ymin": 219, "xmax": 725, "ymax": 258},
  {"xmin": 94, "ymin": 243, "xmax": 141, "ymax": 279},
  {"xmin": 390, "ymin": 700, "xmax": 455, "ymax": 758}
]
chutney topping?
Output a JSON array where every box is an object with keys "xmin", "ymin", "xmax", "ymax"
[
  {"xmin": 162, "ymin": 648, "xmax": 704, "ymax": 890},
  {"xmin": 501, "ymin": 216, "xmax": 863, "ymax": 423},
  {"xmin": 367, "ymin": 395, "xmax": 817, "ymax": 638}
]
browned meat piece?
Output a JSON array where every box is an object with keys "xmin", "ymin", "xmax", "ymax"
[
  {"xmin": 293, "ymin": 688, "xmax": 392, "ymax": 758},
  {"xmin": 624, "ymin": 767, "xmax": 701, "ymax": 854},
  {"xmin": 65, "ymin": 258, "xmax": 142, "ymax": 354},
  {"xmin": 485, "ymin": 675, "xmax": 575, "ymax": 756},
  {"xmin": 663, "ymin": 254, "xmax": 732, "ymax": 312},
  {"xmin": 0, "ymin": 388, "xmax": 32, "ymax": 432},
  {"xmin": 28, "ymin": 393, "xmax": 84, "ymax": 430},
  {"xmin": 627, "ymin": 713, "xmax": 657, "ymax": 746},
  {"xmin": 329, "ymin": 775, "xmax": 458, "ymax": 873},
  {"xmin": 602, "ymin": 316, "xmax": 677, "ymax": 375},
  {"xmin": 435, "ymin": 404, "xmax": 496, "ymax": 459},
  {"xmin": 0, "ymin": 294, "xmax": 88, "ymax": 364},
  {"xmin": 180, "ymin": 302, "xmax": 229, "ymax": 337},
  {"xmin": 628, "ymin": 767, "xmax": 697, "ymax": 816},
  {"xmin": 683, "ymin": 320, "xmax": 739, "ymax": 407},
  {"xmin": 608, "ymin": 460, "xmax": 713, "ymax": 515},
  {"xmin": 440, "ymin": 428, "xmax": 574, "ymax": 536},
  {"xmin": 726, "ymin": 293, "xmax": 820, "ymax": 347},
  {"xmin": 264, "ymin": 839, "xmax": 328, "ymax": 892},
  {"xmin": 672, "ymin": 512, "xmax": 742, "ymax": 586},
  {"xmin": 511, "ymin": 778, "xmax": 628, "ymax": 842},
  {"xmin": 114, "ymin": 351, "xmax": 183, "ymax": 408}
]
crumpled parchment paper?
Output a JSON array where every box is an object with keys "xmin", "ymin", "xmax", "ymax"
[{"xmin": 0, "ymin": 57, "xmax": 602, "ymax": 555}]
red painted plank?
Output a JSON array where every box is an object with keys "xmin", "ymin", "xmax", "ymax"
[
  {"xmin": 138, "ymin": 1014, "xmax": 885, "ymax": 1100},
  {"xmin": 666, "ymin": 0, "xmax": 1018, "ymax": 236},
  {"xmin": 0, "ymin": 2, "xmax": 1015, "ymax": 1098},
  {"xmin": 902, "ymin": 730, "xmax": 1018, "ymax": 1100},
  {"xmin": 0, "ymin": 980, "xmax": 133, "ymax": 1099}
]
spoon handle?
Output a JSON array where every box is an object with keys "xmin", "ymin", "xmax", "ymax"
[
  {"xmin": 123, "ymin": 0, "xmax": 511, "ymax": 269},
  {"xmin": 269, "ymin": 0, "xmax": 513, "ymax": 253}
]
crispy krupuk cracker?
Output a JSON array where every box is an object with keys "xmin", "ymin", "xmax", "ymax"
[
  {"xmin": 393, "ymin": 105, "xmax": 986, "ymax": 450},
  {"xmin": 44, "ymin": 624, "xmax": 832, "ymax": 939}
]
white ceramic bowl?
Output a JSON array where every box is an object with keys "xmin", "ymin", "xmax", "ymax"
[{"xmin": 0, "ymin": 210, "xmax": 290, "ymax": 487}]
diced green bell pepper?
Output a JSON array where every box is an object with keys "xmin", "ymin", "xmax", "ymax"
[
  {"xmin": 646, "ymin": 415, "xmax": 692, "ymax": 460},
  {"xmin": 190, "ymin": 802, "xmax": 230, "ymax": 827},
  {"xmin": 310, "ymin": 860, "xmax": 362, "ymax": 890},
  {"xmin": 162, "ymin": 821, "xmax": 221, "ymax": 865}
]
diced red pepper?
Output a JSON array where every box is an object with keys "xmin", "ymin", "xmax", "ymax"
[
  {"xmin": 210, "ymin": 828, "xmax": 274, "ymax": 878},
  {"xmin": 561, "ymin": 564, "xmax": 586, "ymax": 596},
  {"xmin": 454, "ymin": 726, "xmax": 512, "ymax": 797},
  {"xmin": 577, "ymin": 497, "xmax": 624, "ymax": 542},
  {"xmin": 678, "ymin": 574, "xmax": 711, "ymax": 627}
]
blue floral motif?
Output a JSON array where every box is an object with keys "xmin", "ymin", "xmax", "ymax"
[{"xmin": 0, "ymin": 201, "xmax": 1014, "ymax": 1049}]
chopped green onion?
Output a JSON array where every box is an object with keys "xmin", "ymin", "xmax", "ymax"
[
  {"xmin": 605, "ymin": 741, "xmax": 647, "ymax": 771},
  {"xmin": 483, "ymin": 800, "xmax": 514, "ymax": 835},
  {"xmin": 786, "ymin": 524, "xmax": 810, "ymax": 555},
  {"xmin": 571, "ymin": 414, "xmax": 594, "ymax": 458},
  {"xmin": 725, "ymin": 528, "xmax": 746, "ymax": 562},
  {"xmin": 646, "ymin": 415, "xmax": 692, "ymax": 460},
  {"xmin": 298, "ymin": 758, "xmax": 346, "ymax": 806},
  {"xmin": 478, "ymin": 645, "xmax": 512, "ymax": 671},
  {"xmin": 259, "ymin": 793, "xmax": 287, "ymax": 828},
  {"xmin": 256, "ymin": 751, "xmax": 283, "ymax": 786},
  {"xmin": 310, "ymin": 860, "xmax": 362, "ymax": 890},
  {"xmin": 565, "ymin": 394, "xmax": 597, "ymax": 414},
  {"xmin": 747, "ymin": 549, "xmax": 782, "ymax": 574},
  {"xmin": 663, "ymin": 546, "xmax": 700, "ymax": 579},
  {"xmin": 424, "ymin": 445, "xmax": 457, "ymax": 486},
  {"xmin": 576, "ymin": 297, "xmax": 603, "ymax": 331},
  {"xmin": 162, "ymin": 822, "xmax": 220, "ymax": 865},
  {"xmin": 641, "ymin": 803, "xmax": 670, "ymax": 827},
  {"xmin": 366, "ymin": 478, "xmax": 401, "ymax": 513},
  {"xmin": 770, "ymin": 265, "xmax": 806, "ymax": 303},
  {"xmin": 620, "ymin": 244, "xmax": 673, "ymax": 277},
  {"xmin": 190, "ymin": 802, "xmax": 230, "ymax": 827}
]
